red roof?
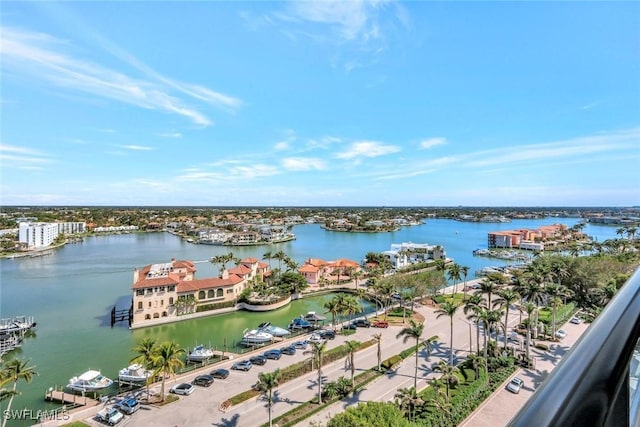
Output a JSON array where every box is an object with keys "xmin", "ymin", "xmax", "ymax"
[
  {"xmin": 241, "ymin": 257, "xmax": 259, "ymax": 264},
  {"xmin": 299, "ymin": 265, "xmax": 319, "ymax": 273},
  {"xmin": 177, "ymin": 275, "xmax": 243, "ymax": 292},
  {"xmin": 229, "ymin": 265, "xmax": 252, "ymax": 275}
]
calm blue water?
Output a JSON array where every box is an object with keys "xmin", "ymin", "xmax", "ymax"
[{"xmin": 0, "ymin": 217, "xmax": 618, "ymax": 422}]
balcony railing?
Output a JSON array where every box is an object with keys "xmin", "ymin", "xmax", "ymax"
[{"xmin": 509, "ymin": 268, "xmax": 640, "ymax": 427}]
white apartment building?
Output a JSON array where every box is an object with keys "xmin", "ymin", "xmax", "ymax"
[
  {"xmin": 57, "ymin": 222, "xmax": 87, "ymax": 234},
  {"xmin": 19, "ymin": 222, "xmax": 59, "ymax": 248}
]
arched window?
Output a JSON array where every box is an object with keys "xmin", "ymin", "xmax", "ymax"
[
  {"xmin": 153, "ymin": 313, "xmax": 160, "ymax": 319},
  {"xmin": 145, "ymin": 314, "xmax": 151, "ymax": 320},
  {"xmin": 162, "ymin": 311, "xmax": 167, "ymax": 317},
  {"xmin": 217, "ymin": 289, "xmax": 224, "ymax": 297},
  {"xmin": 169, "ymin": 297, "xmax": 174, "ymax": 305},
  {"xmin": 198, "ymin": 291, "xmax": 205, "ymax": 300},
  {"xmin": 208, "ymin": 290, "xmax": 214, "ymax": 298},
  {"xmin": 138, "ymin": 301, "xmax": 143, "ymax": 310}
]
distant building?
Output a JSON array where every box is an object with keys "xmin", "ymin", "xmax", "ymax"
[
  {"xmin": 382, "ymin": 242, "xmax": 446, "ymax": 269},
  {"xmin": 487, "ymin": 224, "xmax": 567, "ymax": 249},
  {"xmin": 19, "ymin": 222, "xmax": 58, "ymax": 248}
]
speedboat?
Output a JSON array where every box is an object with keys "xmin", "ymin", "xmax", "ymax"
[
  {"xmin": 288, "ymin": 317, "xmax": 312, "ymax": 330},
  {"xmin": 67, "ymin": 370, "xmax": 113, "ymax": 392},
  {"xmin": 240, "ymin": 329, "xmax": 274, "ymax": 346},
  {"xmin": 257, "ymin": 322, "xmax": 290, "ymax": 337},
  {"xmin": 186, "ymin": 344, "xmax": 215, "ymax": 362},
  {"xmin": 118, "ymin": 364, "xmax": 153, "ymax": 383}
]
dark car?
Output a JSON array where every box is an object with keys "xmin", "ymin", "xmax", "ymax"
[
  {"xmin": 342, "ymin": 323, "xmax": 357, "ymax": 331},
  {"xmin": 352, "ymin": 319, "xmax": 371, "ymax": 328},
  {"xmin": 318, "ymin": 329, "xmax": 336, "ymax": 340},
  {"xmin": 231, "ymin": 360, "xmax": 253, "ymax": 371},
  {"xmin": 192, "ymin": 374, "xmax": 214, "ymax": 387},
  {"xmin": 115, "ymin": 397, "xmax": 140, "ymax": 415},
  {"xmin": 249, "ymin": 355, "xmax": 267, "ymax": 365},
  {"xmin": 210, "ymin": 368, "xmax": 230, "ymax": 379},
  {"xmin": 281, "ymin": 345, "xmax": 297, "ymax": 355},
  {"xmin": 263, "ymin": 349, "xmax": 282, "ymax": 360}
]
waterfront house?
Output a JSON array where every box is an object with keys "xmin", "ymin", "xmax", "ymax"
[
  {"xmin": 297, "ymin": 258, "xmax": 361, "ymax": 286},
  {"xmin": 131, "ymin": 257, "xmax": 269, "ymax": 327},
  {"xmin": 382, "ymin": 242, "xmax": 446, "ymax": 269}
]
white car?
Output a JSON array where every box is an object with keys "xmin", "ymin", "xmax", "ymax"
[
  {"xmin": 97, "ymin": 407, "xmax": 124, "ymax": 425},
  {"xmin": 506, "ymin": 377, "xmax": 524, "ymax": 394},
  {"xmin": 555, "ymin": 329, "xmax": 568, "ymax": 339},
  {"xmin": 308, "ymin": 333, "xmax": 324, "ymax": 344},
  {"xmin": 570, "ymin": 316, "xmax": 582, "ymax": 324},
  {"xmin": 170, "ymin": 382, "xmax": 195, "ymax": 395}
]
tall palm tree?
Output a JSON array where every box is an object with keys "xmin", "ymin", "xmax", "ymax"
[
  {"xmin": 273, "ymin": 250, "xmax": 287, "ymax": 273},
  {"xmin": 306, "ymin": 341, "xmax": 327, "ymax": 404},
  {"xmin": 256, "ymin": 369, "xmax": 281, "ymax": 427},
  {"xmin": 1, "ymin": 359, "xmax": 37, "ymax": 427},
  {"xmin": 463, "ymin": 294, "xmax": 485, "ymax": 354},
  {"xmin": 344, "ymin": 340, "xmax": 359, "ymax": 388},
  {"xmin": 339, "ymin": 294, "xmax": 361, "ymax": 324},
  {"xmin": 446, "ymin": 263, "xmax": 462, "ymax": 295},
  {"xmin": 394, "ymin": 386, "xmax": 423, "ymax": 422},
  {"xmin": 130, "ymin": 337, "xmax": 158, "ymax": 399},
  {"xmin": 396, "ymin": 319, "xmax": 424, "ymax": 389},
  {"xmin": 476, "ymin": 277, "xmax": 497, "ymax": 307},
  {"xmin": 494, "ymin": 289, "xmax": 520, "ymax": 349},
  {"xmin": 323, "ymin": 297, "xmax": 341, "ymax": 329},
  {"xmin": 435, "ymin": 300, "xmax": 459, "ymax": 366},
  {"xmin": 545, "ymin": 283, "xmax": 564, "ymax": 339},
  {"xmin": 352, "ymin": 269, "xmax": 364, "ymax": 291},
  {"xmin": 152, "ymin": 341, "xmax": 185, "ymax": 402},
  {"xmin": 372, "ymin": 333, "xmax": 382, "ymax": 371},
  {"xmin": 462, "ymin": 353, "xmax": 487, "ymax": 379},
  {"xmin": 460, "ymin": 265, "xmax": 470, "ymax": 300},
  {"xmin": 522, "ymin": 302, "xmax": 537, "ymax": 361},
  {"xmin": 262, "ymin": 251, "xmax": 273, "ymax": 269}
]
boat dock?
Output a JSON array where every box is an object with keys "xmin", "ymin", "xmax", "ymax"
[{"xmin": 44, "ymin": 387, "xmax": 99, "ymax": 408}]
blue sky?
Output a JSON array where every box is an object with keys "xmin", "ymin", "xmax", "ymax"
[{"xmin": 1, "ymin": 1, "xmax": 639, "ymax": 207}]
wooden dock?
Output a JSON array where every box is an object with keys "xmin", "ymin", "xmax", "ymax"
[{"xmin": 44, "ymin": 389, "xmax": 99, "ymax": 408}]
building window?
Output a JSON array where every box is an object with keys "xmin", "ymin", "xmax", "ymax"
[
  {"xmin": 227, "ymin": 289, "xmax": 233, "ymax": 294},
  {"xmin": 159, "ymin": 286, "xmax": 165, "ymax": 292},
  {"xmin": 208, "ymin": 290, "xmax": 214, "ymax": 298},
  {"xmin": 146, "ymin": 289, "xmax": 153, "ymax": 295},
  {"xmin": 136, "ymin": 290, "xmax": 144, "ymax": 296},
  {"xmin": 198, "ymin": 291, "xmax": 205, "ymax": 300},
  {"xmin": 160, "ymin": 300, "xmax": 164, "ymax": 306},
  {"xmin": 138, "ymin": 302, "xmax": 143, "ymax": 310},
  {"xmin": 153, "ymin": 313, "xmax": 159, "ymax": 319},
  {"xmin": 168, "ymin": 285, "xmax": 175, "ymax": 292},
  {"xmin": 148, "ymin": 301, "xmax": 152, "ymax": 308},
  {"xmin": 217, "ymin": 289, "xmax": 224, "ymax": 297},
  {"xmin": 162, "ymin": 311, "xmax": 167, "ymax": 317},
  {"xmin": 145, "ymin": 314, "xmax": 151, "ymax": 320},
  {"xmin": 169, "ymin": 297, "xmax": 174, "ymax": 305}
]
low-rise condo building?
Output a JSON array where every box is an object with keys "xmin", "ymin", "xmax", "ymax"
[{"xmin": 488, "ymin": 224, "xmax": 568, "ymax": 249}]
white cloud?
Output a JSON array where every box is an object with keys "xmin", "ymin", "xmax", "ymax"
[
  {"xmin": 275, "ymin": 141, "xmax": 290, "ymax": 151},
  {"xmin": 282, "ymin": 157, "xmax": 327, "ymax": 171},
  {"xmin": 335, "ymin": 140, "xmax": 401, "ymax": 159},
  {"xmin": 120, "ymin": 145, "xmax": 154, "ymax": 151},
  {"xmin": 0, "ymin": 144, "xmax": 52, "ymax": 165},
  {"xmin": 0, "ymin": 27, "xmax": 242, "ymax": 127},
  {"xmin": 157, "ymin": 132, "xmax": 182, "ymax": 139},
  {"xmin": 419, "ymin": 137, "xmax": 447, "ymax": 150}
]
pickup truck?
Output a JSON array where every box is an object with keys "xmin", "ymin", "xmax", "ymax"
[{"xmin": 96, "ymin": 407, "xmax": 124, "ymax": 425}]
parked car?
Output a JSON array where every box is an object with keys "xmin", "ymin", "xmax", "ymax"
[
  {"xmin": 250, "ymin": 355, "xmax": 267, "ymax": 366},
  {"xmin": 317, "ymin": 329, "xmax": 336, "ymax": 339},
  {"xmin": 263, "ymin": 349, "xmax": 282, "ymax": 360},
  {"xmin": 555, "ymin": 329, "xmax": 568, "ymax": 339},
  {"xmin": 170, "ymin": 382, "xmax": 195, "ymax": 395},
  {"xmin": 115, "ymin": 397, "xmax": 140, "ymax": 415},
  {"xmin": 372, "ymin": 320, "xmax": 389, "ymax": 328},
  {"xmin": 352, "ymin": 319, "xmax": 371, "ymax": 328},
  {"xmin": 506, "ymin": 377, "xmax": 524, "ymax": 394},
  {"xmin": 210, "ymin": 368, "xmax": 230, "ymax": 379},
  {"xmin": 293, "ymin": 340, "xmax": 309, "ymax": 349},
  {"xmin": 281, "ymin": 345, "xmax": 297, "ymax": 355},
  {"xmin": 192, "ymin": 374, "xmax": 214, "ymax": 387},
  {"xmin": 309, "ymin": 333, "xmax": 324, "ymax": 343},
  {"xmin": 97, "ymin": 407, "xmax": 124, "ymax": 425},
  {"xmin": 232, "ymin": 360, "xmax": 253, "ymax": 371},
  {"xmin": 342, "ymin": 323, "xmax": 357, "ymax": 331},
  {"xmin": 570, "ymin": 316, "xmax": 582, "ymax": 324}
]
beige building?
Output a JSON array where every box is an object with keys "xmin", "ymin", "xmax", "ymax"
[{"xmin": 131, "ymin": 257, "xmax": 269, "ymax": 327}]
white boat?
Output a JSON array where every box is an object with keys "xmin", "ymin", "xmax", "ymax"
[
  {"xmin": 257, "ymin": 322, "xmax": 290, "ymax": 337},
  {"xmin": 186, "ymin": 344, "xmax": 215, "ymax": 362},
  {"xmin": 67, "ymin": 370, "xmax": 113, "ymax": 392},
  {"xmin": 118, "ymin": 364, "xmax": 153, "ymax": 383},
  {"xmin": 240, "ymin": 329, "xmax": 274, "ymax": 346}
]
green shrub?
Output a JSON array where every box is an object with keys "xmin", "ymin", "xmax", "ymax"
[
  {"xmin": 535, "ymin": 343, "xmax": 549, "ymax": 351},
  {"xmin": 195, "ymin": 300, "xmax": 236, "ymax": 312},
  {"xmin": 381, "ymin": 355, "xmax": 402, "ymax": 370}
]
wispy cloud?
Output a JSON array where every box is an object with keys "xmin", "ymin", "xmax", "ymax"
[
  {"xmin": 156, "ymin": 132, "xmax": 182, "ymax": 139},
  {"xmin": 119, "ymin": 145, "xmax": 154, "ymax": 151},
  {"xmin": 0, "ymin": 143, "xmax": 52, "ymax": 165},
  {"xmin": 335, "ymin": 140, "xmax": 401, "ymax": 159},
  {"xmin": 274, "ymin": 129, "xmax": 297, "ymax": 150},
  {"xmin": 419, "ymin": 137, "xmax": 447, "ymax": 150},
  {"xmin": 0, "ymin": 27, "xmax": 241, "ymax": 126},
  {"xmin": 282, "ymin": 157, "xmax": 327, "ymax": 171}
]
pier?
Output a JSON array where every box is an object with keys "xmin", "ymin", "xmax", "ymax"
[
  {"xmin": 110, "ymin": 304, "xmax": 133, "ymax": 327},
  {"xmin": 44, "ymin": 387, "xmax": 99, "ymax": 409}
]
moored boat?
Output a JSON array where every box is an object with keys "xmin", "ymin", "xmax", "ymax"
[
  {"xmin": 257, "ymin": 322, "xmax": 290, "ymax": 337},
  {"xmin": 67, "ymin": 370, "xmax": 113, "ymax": 392},
  {"xmin": 288, "ymin": 317, "xmax": 312, "ymax": 330},
  {"xmin": 240, "ymin": 329, "xmax": 274, "ymax": 346},
  {"xmin": 118, "ymin": 363, "xmax": 153, "ymax": 383},
  {"xmin": 186, "ymin": 344, "xmax": 215, "ymax": 362}
]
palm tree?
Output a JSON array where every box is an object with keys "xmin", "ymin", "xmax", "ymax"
[
  {"xmin": 522, "ymin": 302, "xmax": 537, "ymax": 361},
  {"xmin": 463, "ymin": 294, "xmax": 485, "ymax": 354},
  {"xmin": 460, "ymin": 265, "xmax": 470, "ymax": 299},
  {"xmin": 372, "ymin": 333, "xmax": 382, "ymax": 371},
  {"xmin": 462, "ymin": 353, "xmax": 487, "ymax": 379},
  {"xmin": 394, "ymin": 386, "xmax": 423, "ymax": 422},
  {"xmin": 1, "ymin": 359, "xmax": 37, "ymax": 427},
  {"xmin": 352, "ymin": 269, "xmax": 364, "ymax": 291},
  {"xmin": 323, "ymin": 297, "xmax": 341, "ymax": 329},
  {"xmin": 545, "ymin": 283, "xmax": 563, "ymax": 339},
  {"xmin": 152, "ymin": 341, "xmax": 185, "ymax": 402},
  {"xmin": 273, "ymin": 250, "xmax": 287, "ymax": 273},
  {"xmin": 130, "ymin": 337, "xmax": 158, "ymax": 399},
  {"xmin": 210, "ymin": 254, "xmax": 226, "ymax": 276},
  {"xmin": 476, "ymin": 277, "xmax": 497, "ymax": 307},
  {"xmin": 262, "ymin": 251, "xmax": 273, "ymax": 269},
  {"xmin": 339, "ymin": 294, "xmax": 361, "ymax": 324},
  {"xmin": 435, "ymin": 300, "xmax": 459, "ymax": 366},
  {"xmin": 446, "ymin": 263, "xmax": 462, "ymax": 295},
  {"xmin": 396, "ymin": 319, "xmax": 424, "ymax": 389},
  {"xmin": 256, "ymin": 369, "xmax": 281, "ymax": 427},
  {"xmin": 494, "ymin": 289, "xmax": 520, "ymax": 349},
  {"xmin": 306, "ymin": 341, "xmax": 327, "ymax": 404},
  {"xmin": 344, "ymin": 340, "xmax": 359, "ymax": 388},
  {"xmin": 432, "ymin": 360, "xmax": 459, "ymax": 398},
  {"xmin": 616, "ymin": 227, "xmax": 626, "ymax": 239}
]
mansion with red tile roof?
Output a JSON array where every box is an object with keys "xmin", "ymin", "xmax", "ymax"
[
  {"xmin": 297, "ymin": 258, "xmax": 362, "ymax": 286},
  {"xmin": 131, "ymin": 257, "xmax": 269, "ymax": 327}
]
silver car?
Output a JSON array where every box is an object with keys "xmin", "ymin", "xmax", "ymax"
[{"xmin": 506, "ymin": 377, "xmax": 524, "ymax": 394}]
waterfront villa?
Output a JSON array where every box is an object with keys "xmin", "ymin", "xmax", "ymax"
[
  {"xmin": 487, "ymin": 224, "xmax": 569, "ymax": 250},
  {"xmin": 297, "ymin": 258, "xmax": 361, "ymax": 286},
  {"xmin": 382, "ymin": 242, "xmax": 447, "ymax": 269},
  {"xmin": 131, "ymin": 257, "xmax": 269, "ymax": 327}
]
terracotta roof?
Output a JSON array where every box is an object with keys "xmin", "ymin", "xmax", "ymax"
[
  {"xmin": 133, "ymin": 274, "xmax": 181, "ymax": 290},
  {"xmin": 257, "ymin": 261, "xmax": 269, "ymax": 269},
  {"xmin": 306, "ymin": 258, "xmax": 328, "ymax": 267},
  {"xmin": 329, "ymin": 259, "xmax": 359, "ymax": 268},
  {"xmin": 241, "ymin": 257, "xmax": 259, "ymax": 264},
  {"xmin": 177, "ymin": 275, "xmax": 243, "ymax": 292},
  {"xmin": 173, "ymin": 259, "xmax": 196, "ymax": 272},
  {"xmin": 299, "ymin": 265, "xmax": 319, "ymax": 273},
  {"xmin": 229, "ymin": 265, "xmax": 252, "ymax": 275}
]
